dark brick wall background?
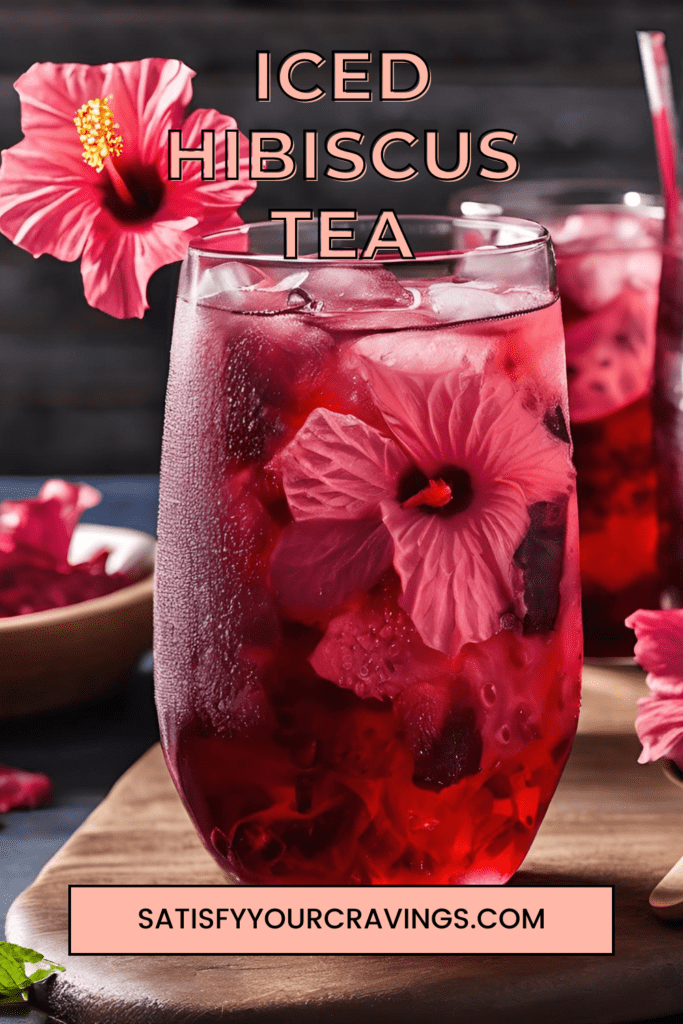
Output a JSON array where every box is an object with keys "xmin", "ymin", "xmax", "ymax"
[{"xmin": 0, "ymin": 0, "xmax": 680, "ymax": 474}]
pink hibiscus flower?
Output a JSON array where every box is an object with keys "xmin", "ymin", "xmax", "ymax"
[
  {"xmin": 626, "ymin": 608, "xmax": 683, "ymax": 766},
  {"xmin": 270, "ymin": 357, "xmax": 573, "ymax": 657},
  {"xmin": 0, "ymin": 59, "xmax": 255, "ymax": 318}
]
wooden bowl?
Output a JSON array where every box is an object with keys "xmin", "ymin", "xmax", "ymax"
[{"xmin": 0, "ymin": 524, "xmax": 155, "ymax": 719}]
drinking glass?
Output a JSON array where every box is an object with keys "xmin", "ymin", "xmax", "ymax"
[
  {"xmin": 457, "ymin": 183, "xmax": 664, "ymax": 659},
  {"xmin": 653, "ymin": 239, "xmax": 683, "ymax": 608},
  {"xmin": 154, "ymin": 216, "xmax": 582, "ymax": 886}
]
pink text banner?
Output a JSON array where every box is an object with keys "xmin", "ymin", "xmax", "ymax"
[{"xmin": 69, "ymin": 885, "xmax": 614, "ymax": 955}]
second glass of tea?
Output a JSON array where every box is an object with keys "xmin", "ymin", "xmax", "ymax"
[
  {"xmin": 154, "ymin": 215, "xmax": 582, "ymax": 886},
  {"xmin": 458, "ymin": 183, "xmax": 664, "ymax": 659}
]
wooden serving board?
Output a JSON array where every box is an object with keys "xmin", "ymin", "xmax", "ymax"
[{"xmin": 8, "ymin": 667, "xmax": 683, "ymax": 1024}]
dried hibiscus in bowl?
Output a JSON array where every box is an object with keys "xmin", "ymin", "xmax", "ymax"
[
  {"xmin": 0, "ymin": 765, "xmax": 53, "ymax": 813},
  {"xmin": 0, "ymin": 479, "xmax": 141, "ymax": 617}
]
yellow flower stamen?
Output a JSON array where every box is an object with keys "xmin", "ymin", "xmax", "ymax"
[{"xmin": 74, "ymin": 97, "xmax": 123, "ymax": 172}]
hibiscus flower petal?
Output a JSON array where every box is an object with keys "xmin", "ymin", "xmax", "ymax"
[
  {"xmin": 103, "ymin": 59, "xmax": 195, "ymax": 166},
  {"xmin": 172, "ymin": 109, "xmax": 256, "ymax": 229},
  {"xmin": 280, "ymin": 407, "xmax": 409, "ymax": 521},
  {"xmin": 626, "ymin": 608, "xmax": 683, "ymax": 684},
  {"xmin": 39, "ymin": 477, "xmax": 100, "ymax": 528},
  {"xmin": 356, "ymin": 357, "xmax": 447, "ymax": 473},
  {"xmin": 14, "ymin": 60, "xmax": 195, "ymax": 163},
  {"xmin": 0, "ymin": 479, "xmax": 133, "ymax": 618},
  {"xmin": 466, "ymin": 375, "xmax": 573, "ymax": 506},
  {"xmin": 15, "ymin": 62, "xmax": 112, "ymax": 134},
  {"xmin": 80, "ymin": 210, "xmax": 197, "ymax": 318},
  {"xmin": 1, "ymin": 479, "xmax": 100, "ymax": 566},
  {"xmin": 269, "ymin": 518, "xmax": 393, "ymax": 616},
  {"xmin": 382, "ymin": 501, "xmax": 521, "ymax": 655},
  {"xmin": 636, "ymin": 693, "xmax": 683, "ymax": 766},
  {"xmin": 0, "ymin": 765, "xmax": 53, "ymax": 813},
  {"xmin": 479, "ymin": 482, "xmax": 530, "ymax": 559},
  {"xmin": 0, "ymin": 141, "xmax": 99, "ymax": 260}
]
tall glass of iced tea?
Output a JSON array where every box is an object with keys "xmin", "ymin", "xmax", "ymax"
[{"xmin": 154, "ymin": 216, "xmax": 582, "ymax": 886}]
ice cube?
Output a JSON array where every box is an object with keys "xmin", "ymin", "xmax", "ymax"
[
  {"xmin": 564, "ymin": 290, "xmax": 656, "ymax": 422},
  {"xmin": 197, "ymin": 261, "xmax": 290, "ymax": 313},
  {"xmin": 301, "ymin": 265, "xmax": 413, "ymax": 311},
  {"xmin": 625, "ymin": 250, "xmax": 662, "ymax": 291},
  {"xmin": 219, "ymin": 318, "xmax": 334, "ymax": 468},
  {"xmin": 553, "ymin": 211, "xmax": 660, "ymax": 253},
  {"xmin": 198, "ymin": 261, "xmax": 266, "ymax": 300},
  {"xmin": 309, "ymin": 582, "xmax": 447, "ymax": 701},
  {"xmin": 552, "ymin": 213, "xmax": 616, "ymax": 249},
  {"xmin": 314, "ymin": 306, "xmax": 438, "ymax": 335},
  {"xmin": 351, "ymin": 325, "xmax": 488, "ymax": 375},
  {"xmin": 426, "ymin": 281, "xmax": 535, "ymax": 321},
  {"xmin": 460, "ymin": 631, "xmax": 550, "ymax": 773},
  {"xmin": 558, "ymin": 252, "xmax": 630, "ymax": 311},
  {"xmin": 269, "ymin": 270, "xmax": 309, "ymax": 292},
  {"xmin": 306, "ymin": 285, "xmax": 437, "ymax": 334},
  {"xmin": 250, "ymin": 313, "xmax": 334, "ymax": 359},
  {"xmin": 236, "ymin": 316, "xmax": 335, "ymax": 418},
  {"xmin": 222, "ymin": 336, "xmax": 290, "ymax": 464}
]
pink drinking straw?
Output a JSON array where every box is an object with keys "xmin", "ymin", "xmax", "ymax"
[{"xmin": 638, "ymin": 31, "xmax": 682, "ymax": 244}]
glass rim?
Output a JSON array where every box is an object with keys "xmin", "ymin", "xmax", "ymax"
[
  {"xmin": 454, "ymin": 179, "xmax": 663, "ymax": 220},
  {"xmin": 188, "ymin": 213, "xmax": 552, "ymax": 264}
]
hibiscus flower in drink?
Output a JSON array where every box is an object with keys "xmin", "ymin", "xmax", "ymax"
[
  {"xmin": 271, "ymin": 352, "xmax": 574, "ymax": 674},
  {"xmin": 0, "ymin": 59, "xmax": 254, "ymax": 317}
]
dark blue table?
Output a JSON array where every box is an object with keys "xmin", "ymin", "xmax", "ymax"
[{"xmin": 0, "ymin": 477, "xmax": 160, "ymax": 948}]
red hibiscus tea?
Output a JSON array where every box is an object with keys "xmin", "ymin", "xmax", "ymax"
[
  {"xmin": 155, "ymin": 216, "xmax": 582, "ymax": 886},
  {"xmin": 549, "ymin": 200, "xmax": 663, "ymax": 658},
  {"xmin": 458, "ymin": 186, "xmax": 664, "ymax": 658},
  {"xmin": 652, "ymin": 246, "xmax": 683, "ymax": 606}
]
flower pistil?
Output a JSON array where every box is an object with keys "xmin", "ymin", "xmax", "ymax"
[
  {"xmin": 74, "ymin": 96, "xmax": 134, "ymax": 206},
  {"xmin": 401, "ymin": 477, "xmax": 452, "ymax": 510},
  {"xmin": 399, "ymin": 466, "xmax": 474, "ymax": 516}
]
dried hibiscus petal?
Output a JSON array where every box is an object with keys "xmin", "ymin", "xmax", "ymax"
[
  {"xmin": 0, "ymin": 765, "xmax": 53, "ymax": 813},
  {"xmin": 0, "ymin": 479, "xmax": 141, "ymax": 617}
]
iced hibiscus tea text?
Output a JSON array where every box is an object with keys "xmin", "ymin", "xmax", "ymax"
[{"xmin": 167, "ymin": 49, "xmax": 520, "ymax": 253}]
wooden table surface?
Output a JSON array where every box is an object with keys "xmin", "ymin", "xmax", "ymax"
[{"xmin": 7, "ymin": 666, "xmax": 683, "ymax": 1024}]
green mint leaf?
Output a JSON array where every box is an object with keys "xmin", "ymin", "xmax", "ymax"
[
  {"xmin": 4, "ymin": 944, "xmax": 44, "ymax": 964},
  {"xmin": 0, "ymin": 941, "xmax": 65, "ymax": 1001},
  {"xmin": 27, "ymin": 963, "xmax": 65, "ymax": 984},
  {"xmin": 0, "ymin": 988, "xmax": 30, "ymax": 1003},
  {"xmin": 0, "ymin": 956, "xmax": 29, "ymax": 992}
]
